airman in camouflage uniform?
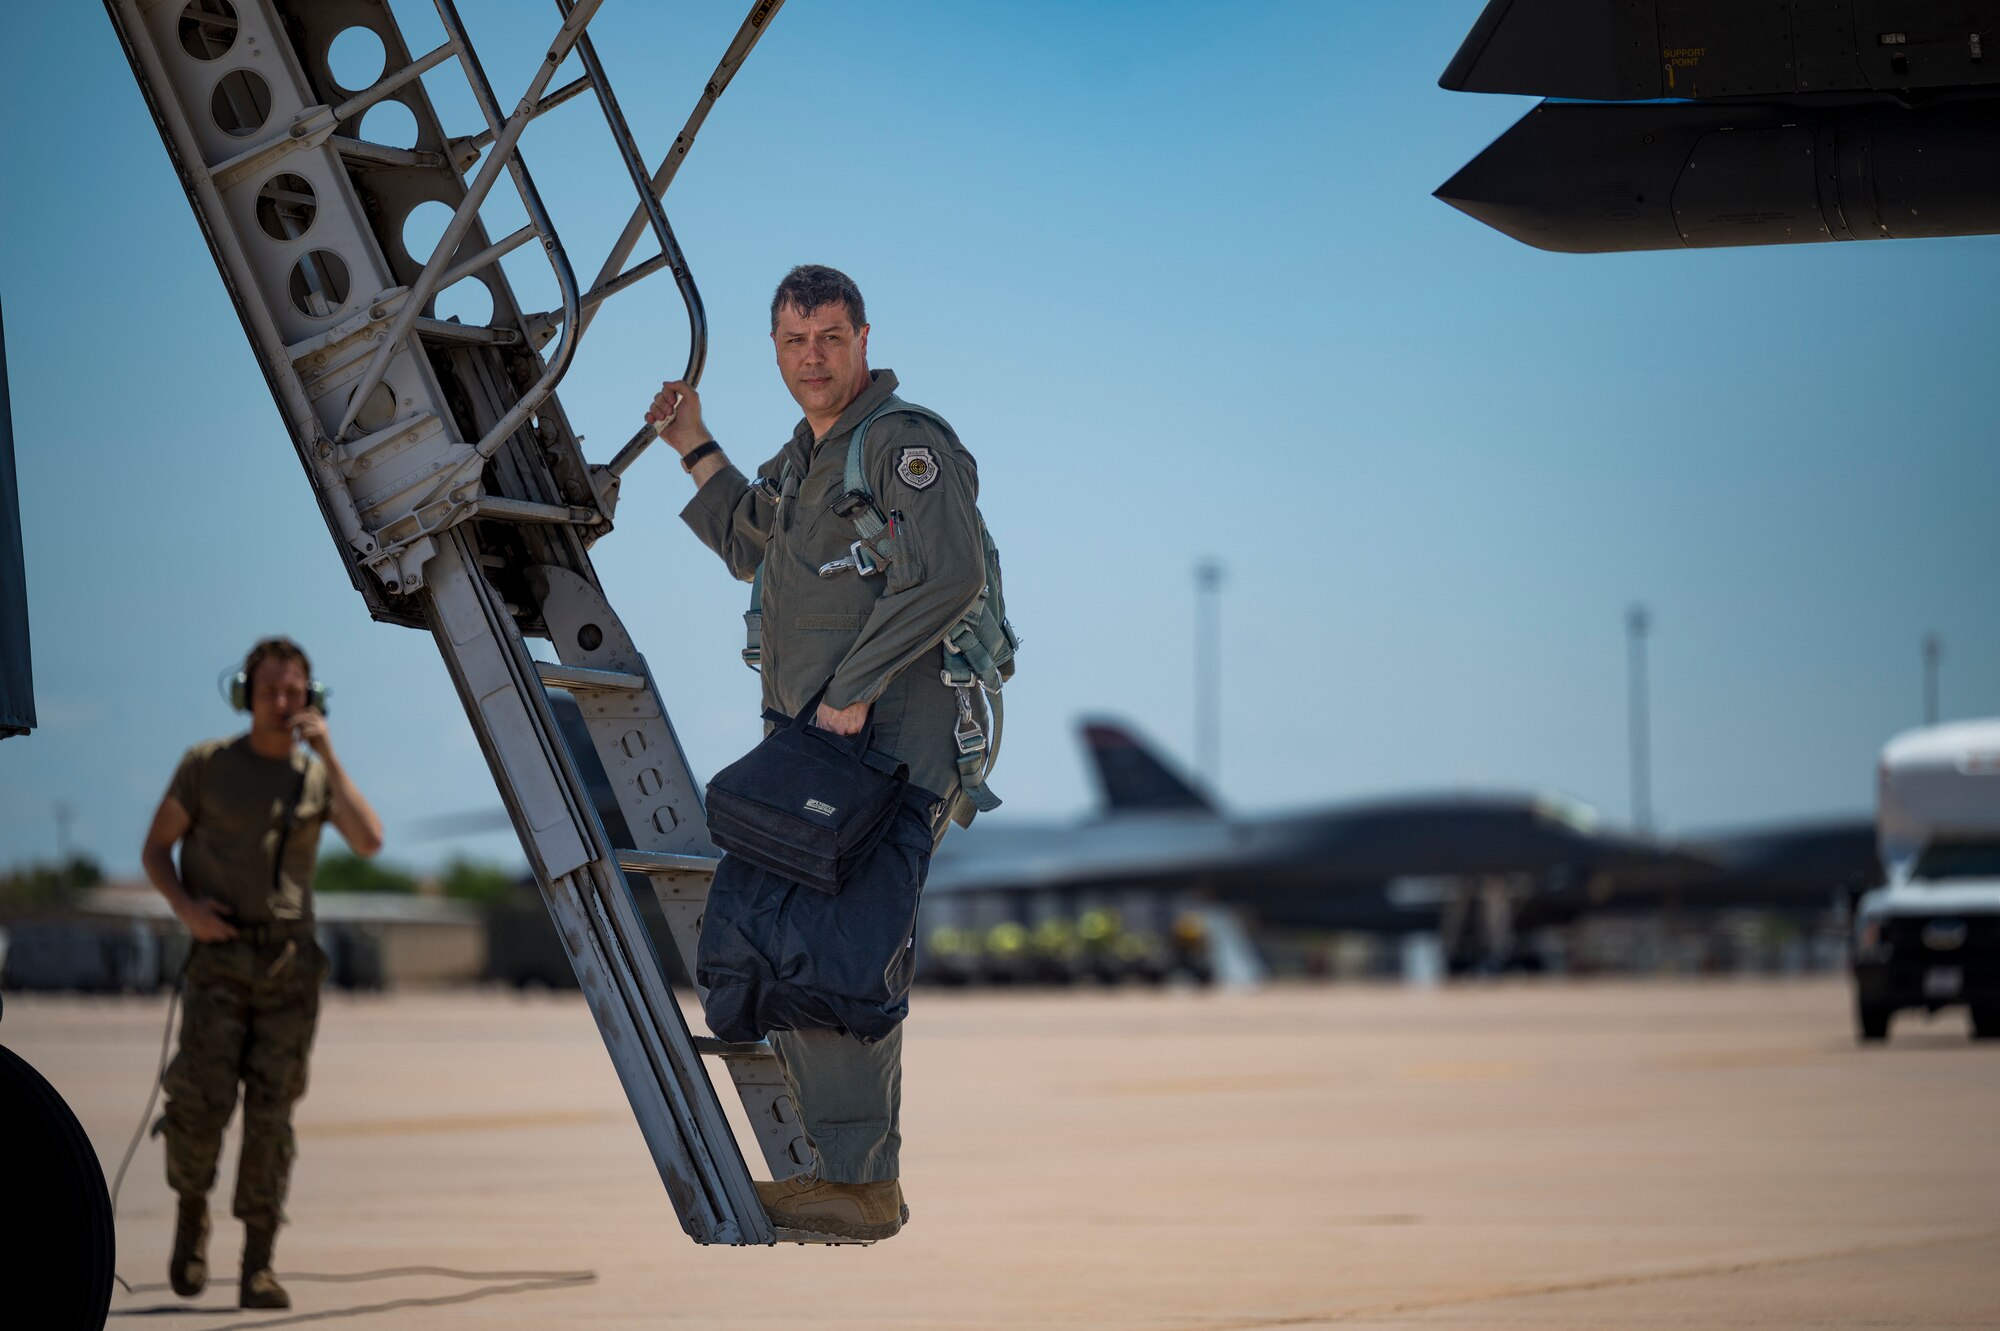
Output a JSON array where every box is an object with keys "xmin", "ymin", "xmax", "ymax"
[{"xmin": 140, "ymin": 639, "xmax": 382, "ymax": 1308}]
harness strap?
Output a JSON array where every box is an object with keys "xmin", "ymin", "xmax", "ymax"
[
  {"xmin": 950, "ymin": 686, "xmax": 1003, "ymax": 813},
  {"xmin": 747, "ymin": 394, "xmax": 1008, "ymax": 812},
  {"xmin": 742, "ymin": 563, "xmax": 764, "ymax": 670},
  {"xmin": 844, "ymin": 396, "xmax": 951, "ymax": 533}
]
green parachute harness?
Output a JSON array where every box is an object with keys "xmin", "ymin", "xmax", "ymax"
[{"xmin": 742, "ymin": 396, "xmax": 1017, "ymax": 817}]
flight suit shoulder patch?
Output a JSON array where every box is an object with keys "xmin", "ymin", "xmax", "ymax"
[{"xmin": 895, "ymin": 445, "xmax": 940, "ymax": 490}]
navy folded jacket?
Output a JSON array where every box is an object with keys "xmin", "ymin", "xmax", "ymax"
[{"xmin": 697, "ymin": 782, "xmax": 941, "ymax": 1044}]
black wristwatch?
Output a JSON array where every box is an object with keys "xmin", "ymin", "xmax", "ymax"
[{"xmin": 680, "ymin": 439, "xmax": 721, "ymax": 473}]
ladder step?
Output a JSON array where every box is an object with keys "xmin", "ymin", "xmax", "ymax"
[
  {"xmin": 415, "ymin": 317, "xmax": 521, "ymax": 347},
  {"xmin": 616, "ymin": 848, "xmax": 720, "ymax": 877},
  {"xmin": 773, "ymin": 1227, "xmax": 876, "ymax": 1247},
  {"xmin": 536, "ymin": 661, "xmax": 646, "ymax": 692},
  {"xmin": 332, "ymin": 135, "xmax": 448, "ymax": 170},
  {"xmin": 469, "ymin": 495, "xmax": 599, "ymax": 525},
  {"xmin": 692, "ymin": 1037, "xmax": 770, "ymax": 1057}
]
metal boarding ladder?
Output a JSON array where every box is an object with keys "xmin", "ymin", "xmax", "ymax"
[{"xmin": 102, "ymin": 0, "xmax": 844, "ymax": 1246}]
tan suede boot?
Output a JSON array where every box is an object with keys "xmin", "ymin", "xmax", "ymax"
[
  {"xmin": 239, "ymin": 1225, "xmax": 290, "ymax": 1309},
  {"xmin": 755, "ymin": 1173, "xmax": 908, "ymax": 1241},
  {"xmin": 168, "ymin": 1195, "xmax": 209, "ymax": 1297}
]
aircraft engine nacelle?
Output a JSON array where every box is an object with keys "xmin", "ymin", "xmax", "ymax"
[
  {"xmin": 1438, "ymin": 0, "xmax": 2000, "ymax": 252},
  {"xmin": 1437, "ymin": 98, "xmax": 2000, "ymax": 253}
]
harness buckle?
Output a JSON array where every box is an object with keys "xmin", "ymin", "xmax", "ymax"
[
  {"xmin": 830, "ymin": 488, "xmax": 876, "ymax": 520},
  {"xmin": 817, "ymin": 541, "xmax": 884, "ymax": 579}
]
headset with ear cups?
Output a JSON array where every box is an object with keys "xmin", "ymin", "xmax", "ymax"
[
  {"xmin": 220, "ymin": 638, "xmax": 331, "ymax": 716},
  {"xmin": 227, "ymin": 672, "xmax": 330, "ymax": 716}
]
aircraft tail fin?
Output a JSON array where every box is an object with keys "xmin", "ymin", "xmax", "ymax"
[{"xmin": 1081, "ymin": 720, "xmax": 1217, "ymax": 814}]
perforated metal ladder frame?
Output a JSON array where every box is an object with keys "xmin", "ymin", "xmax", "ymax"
[{"xmin": 102, "ymin": 0, "xmax": 830, "ymax": 1245}]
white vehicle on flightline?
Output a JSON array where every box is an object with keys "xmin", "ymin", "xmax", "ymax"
[{"xmin": 1852, "ymin": 719, "xmax": 2000, "ymax": 1042}]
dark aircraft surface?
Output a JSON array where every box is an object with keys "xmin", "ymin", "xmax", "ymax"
[
  {"xmin": 1437, "ymin": 0, "xmax": 2000, "ymax": 252},
  {"xmin": 513, "ymin": 701, "xmax": 1878, "ymax": 972},
  {"xmin": 932, "ymin": 722, "xmax": 1703, "ymax": 933},
  {"xmin": 0, "ymin": 300, "xmax": 33, "ymax": 739},
  {"xmin": 926, "ymin": 720, "xmax": 1879, "ymax": 964}
]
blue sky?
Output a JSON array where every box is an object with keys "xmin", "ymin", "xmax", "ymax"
[{"xmin": 2, "ymin": 1, "xmax": 1995, "ymax": 876}]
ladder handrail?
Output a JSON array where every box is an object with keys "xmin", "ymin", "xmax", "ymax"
[
  {"xmin": 581, "ymin": 0, "xmax": 786, "ymax": 334},
  {"xmin": 330, "ymin": 1, "xmax": 598, "ymax": 453},
  {"xmin": 590, "ymin": 1, "xmax": 788, "ymax": 479},
  {"xmin": 560, "ymin": 0, "xmax": 707, "ymax": 390}
]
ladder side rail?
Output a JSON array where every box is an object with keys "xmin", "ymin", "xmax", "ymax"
[
  {"xmin": 331, "ymin": 0, "xmax": 603, "ymax": 446},
  {"xmin": 420, "ymin": 0, "xmax": 602, "ymax": 486},
  {"xmin": 577, "ymin": 0, "xmax": 787, "ymax": 333},
  {"xmin": 573, "ymin": 0, "xmax": 789, "ymax": 478},
  {"xmin": 574, "ymin": 827, "xmax": 777, "ymax": 1231},
  {"xmin": 557, "ymin": 0, "xmax": 707, "ymax": 379},
  {"xmin": 534, "ymin": 567, "xmax": 815, "ymax": 1177},
  {"xmin": 427, "ymin": 533, "xmax": 772, "ymax": 1244}
]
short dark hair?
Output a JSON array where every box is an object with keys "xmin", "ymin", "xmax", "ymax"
[
  {"xmin": 244, "ymin": 637, "xmax": 312, "ymax": 694},
  {"xmin": 770, "ymin": 264, "xmax": 866, "ymax": 332}
]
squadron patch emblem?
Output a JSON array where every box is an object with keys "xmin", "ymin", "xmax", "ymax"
[{"xmin": 896, "ymin": 446, "xmax": 939, "ymax": 490}]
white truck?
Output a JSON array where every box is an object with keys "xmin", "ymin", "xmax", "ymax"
[{"xmin": 1852, "ymin": 719, "xmax": 2000, "ymax": 1041}]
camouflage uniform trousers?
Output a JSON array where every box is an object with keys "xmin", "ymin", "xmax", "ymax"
[{"xmin": 162, "ymin": 933, "xmax": 327, "ymax": 1230}]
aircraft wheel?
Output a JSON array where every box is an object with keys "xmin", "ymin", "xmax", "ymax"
[
  {"xmin": 1970, "ymin": 1006, "xmax": 2000, "ymax": 1040},
  {"xmin": 1856, "ymin": 1001, "xmax": 1891, "ymax": 1043},
  {"xmin": 0, "ymin": 1041, "xmax": 115, "ymax": 1330}
]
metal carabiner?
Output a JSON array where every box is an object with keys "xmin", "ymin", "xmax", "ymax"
[{"xmin": 818, "ymin": 540, "xmax": 883, "ymax": 578}]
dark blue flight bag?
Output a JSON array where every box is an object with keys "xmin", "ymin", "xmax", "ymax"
[{"xmin": 703, "ymin": 686, "xmax": 908, "ymax": 896}]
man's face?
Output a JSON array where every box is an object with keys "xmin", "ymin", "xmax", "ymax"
[
  {"xmin": 772, "ymin": 301, "xmax": 870, "ymax": 423},
  {"xmin": 250, "ymin": 657, "xmax": 310, "ymax": 734}
]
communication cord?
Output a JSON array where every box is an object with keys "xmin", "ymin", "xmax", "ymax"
[{"xmin": 106, "ymin": 953, "xmax": 186, "ymax": 1293}]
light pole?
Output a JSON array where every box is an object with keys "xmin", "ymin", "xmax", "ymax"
[
  {"xmin": 1195, "ymin": 559, "xmax": 1225, "ymax": 794},
  {"xmin": 1923, "ymin": 632, "xmax": 1943, "ymax": 726},
  {"xmin": 1626, "ymin": 604, "xmax": 1653, "ymax": 835}
]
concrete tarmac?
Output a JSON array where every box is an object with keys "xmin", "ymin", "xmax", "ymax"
[{"xmin": 11, "ymin": 978, "xmax": 1999, "ymax": 1329}]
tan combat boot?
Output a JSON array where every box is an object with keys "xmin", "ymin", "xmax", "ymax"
[
  {"xmin": 239, "ymin": 1225, "xmax": 290, "ymax": 1309},
  {"xmin": 168, "ymin": 1195, "xmax": 209, "ymax": 1297},
  {"xmin": 755, "ymin": 1173, "xmax": 909, "ymax": 1241}
]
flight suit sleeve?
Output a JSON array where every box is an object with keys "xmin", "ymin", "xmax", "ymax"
[
  {"xmin": 679, "ymin": 453, "xmax": 783, "ymax": 583},
  {"xmin": 825, "ymin": 417, "xmax": 987, "ymax": 710}
]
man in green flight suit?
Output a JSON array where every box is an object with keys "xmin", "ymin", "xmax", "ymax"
[
  {"xmin": 649, "ymin": 264, "xmax": 992, "ymax": 1240},
  {"xmin": 140, "ymin": 637, "xmax": 383, "ymax": 1308}
]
